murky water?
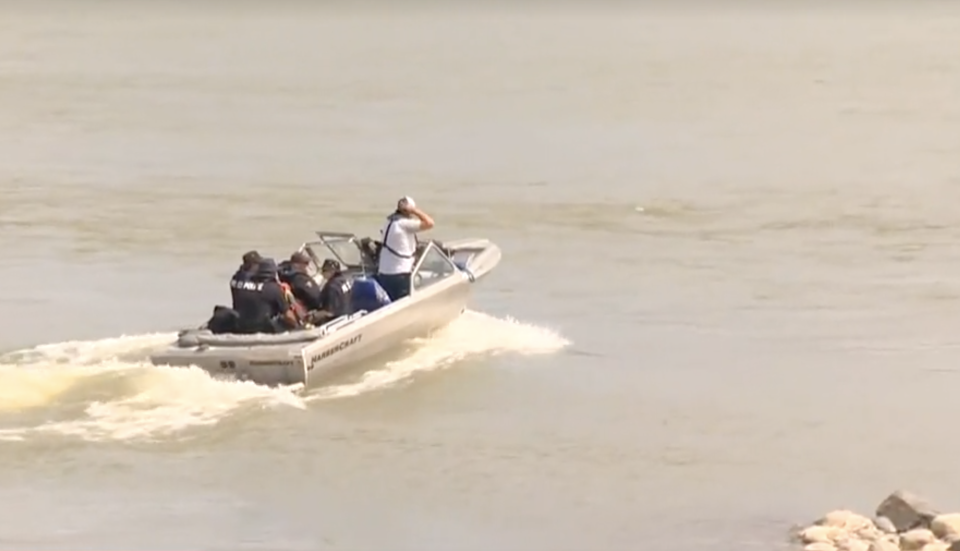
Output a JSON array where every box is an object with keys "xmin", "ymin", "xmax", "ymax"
[{"xmin": 2, "ymin": 4, "xmax": 960, "ymax": 550}]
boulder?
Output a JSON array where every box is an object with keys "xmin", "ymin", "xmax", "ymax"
[
  {"xmin": 852, "ymin": 524, "xmax": 884, "ymax": 543},
  {"xmin": 900, "ymin": 528, "xmax": 937, "ymax": 551},
  {"xmin": 932, "ymin": 514, "xmax": 960, "ymax": 541},
  {"xmin": 867, "ymin": 537, "xmax": 899, "ymax": 551},
  {"xmin": 836, "ymin": 539, "xmax": 870, "ymax": 551},
  {"xmin": 800, "ymin": 525, "xmax": 843, "ymax": 544},
  {"xmin": 874, "ymin": 516, "xmax": 897, "ymax": 534},
  {"xmin": 805, "ymin": 543, "xmax": 838, "ymax": 551},
  {"xmin": 875, "ymin": 491, "xmax": 940, "ymax": 532},
  {"xmin": 819, "ymin": 510, "xmax": 875, "ymax": 532},
  {"xmin": 921, "ymin": 543, "xmax": 950, "ymax": 551}
]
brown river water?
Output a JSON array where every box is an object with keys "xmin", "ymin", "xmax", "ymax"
[{"xmin": 1, "ymin": 3, "xmax": 960, "ymax": 550}]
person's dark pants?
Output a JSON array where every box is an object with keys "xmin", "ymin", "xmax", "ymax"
[{"xmin": 376, "ymin": 272, "xmax": 412, "ymax": 302}]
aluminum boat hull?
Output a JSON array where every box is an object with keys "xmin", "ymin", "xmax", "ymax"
[{"xmin": 149, "ymin": 233, "xmax": 500, "ymax": 388}]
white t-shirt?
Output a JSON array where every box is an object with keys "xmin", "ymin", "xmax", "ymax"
[{"xmin": 377, "ymin": 217, "xmax": 422, "ymax": 274}]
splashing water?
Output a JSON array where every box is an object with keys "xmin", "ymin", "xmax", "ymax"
[
  {"xmin": 0, "ymin": 310, "xmax": 570, "ymax": 443},
  {"xmin": 308, "ymin": 310, "xmax": 571, "ymax": 400},
  {"xmin": 0, "ymin": 332, "xmax": 306, "ymax": 443}
]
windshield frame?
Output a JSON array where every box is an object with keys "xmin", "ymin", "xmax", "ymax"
[{"xmin": 310, "ymin": 231, "xmax": 366, "ymax": 271}]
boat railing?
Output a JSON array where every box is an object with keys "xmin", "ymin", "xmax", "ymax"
[{"xmin": 319, "ymin": 311, "xmax": 366, "ymax": 336}]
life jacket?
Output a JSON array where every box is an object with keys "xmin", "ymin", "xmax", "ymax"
[{"xmin": 279, "ymin": 282, "xmax": 308, "ymax": 320}]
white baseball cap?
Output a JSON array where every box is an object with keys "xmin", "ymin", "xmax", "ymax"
[{"xmin": 398, "ymin": 196, "xmax": 416, "ymax": 209}]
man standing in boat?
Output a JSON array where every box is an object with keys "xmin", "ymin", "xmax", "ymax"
[{"xmin": 376, "ymin": 196, "xmax": 434, "ymax": 301}]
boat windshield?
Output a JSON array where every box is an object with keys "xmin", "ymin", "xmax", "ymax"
[
  {"xmin": 309, "ymin": 231, "xmax": 366, "ymax": 270},
  {"xmin": 322, "ymin": 236, "xmax": 364, "ymax": 268}
]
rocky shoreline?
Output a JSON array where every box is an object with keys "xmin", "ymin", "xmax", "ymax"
[{"xmin": 797, "ymin": 491, "xmax": 960, "ymax": 551}]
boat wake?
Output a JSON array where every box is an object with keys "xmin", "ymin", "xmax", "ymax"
[
  {"xmin": 0, "ymin": 310, "xmax": 569, "ymax": 443},
  {"xmin": 306, "ymin": 310, "xmax": 569, "ymax": 401}
]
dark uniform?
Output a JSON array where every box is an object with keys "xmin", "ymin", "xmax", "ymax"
[
  {"xmin": 277, "ymin": 260, "xmax": 294, "ymax": 284},
  {"xmin": 318, "ymin": 258, "xmax": 352, "ymax": 320},
  {"xmin": 229, "ymin": 250, "xmax": 262, "ymax": 310},
  {"xmin": 286, "ymin": 252, "xmax": 323, "ymax": 311},
  {"xmin": 233, "ymin": 258, "xmax": 292, "ymax": 334}
]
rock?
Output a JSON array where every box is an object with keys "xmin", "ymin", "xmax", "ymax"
[
  {"xmin": 874, "ymin": 516, "xmax": 897, "ymax": 534},
  {"xmin": 921, "ymin": 543, "xmax": 949, "ymax": 551},
  {"xmin": 931, "ymin": 514, "xmax": 960, "ymax": 541},
  {"xmin": 868, "ymin": 537, "xmax": 899, "ymax": 551},
  {"xmin": 853, "ymin": 525, "xmax": 884, "ymax": 543},
  {"xmin": 876, "ymin": 490, "xmax": 940, "ymax": 532},
  {"xmin": 948, "ymin": 540, "xmax": 960, "ymax": 551},
  {"xmin": 837, "ymin": 539, "xmax": 870, "ymax": 551},
  {"xmin": 900, "ymin": 528, "xmax": 937, "ymax": 551},
  {"xmin": 805, "ymin": 543, "xmax": 838, "ymax": 551},
  {"xmin": 821, "ymin": 510, "xmax": 875, "ymax": 532},
  {"xmin": 801, "ymin": 525, "xmax": 843, "ymax": 544}
]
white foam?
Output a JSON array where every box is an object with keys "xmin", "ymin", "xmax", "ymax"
[
  {"xmin": 1, "ymin": 332, "xmax": 174, "ymax": 366},
  {"xmin": 308, "ymin": 310, "xmax": 571, "ymax": 400},
  {"xmin": 0, "ymin": 333, "xmax": 304, "ymax": 442},
  {"xmin": 17, "ymin": 365, "xmax": 306, "ymax": 442},
  {"xmin": 0, "ymin": 310, "xmax": 570, "ymax": 442}
]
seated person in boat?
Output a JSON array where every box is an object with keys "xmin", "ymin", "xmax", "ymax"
[
  {"xmin": 282, "ymin": 252, "xmax": 323, "ymax": 312},
  {"xmin": 209, "ymin": 250, "xmax": 268, "ymax": 334},
  {"xmin": 233, "ymin": 258, "xmax": 299, "ymax": 334},
  {"xmin": 229, "ymin": 250, "xmax": 262, "ymax": 310},
  {"xmin": 358, "ymin": 237, "xmax": 382, "ymax": 270},
  {"xmin": 279, "ymin": 279, "xmax": 309, "ymax": 326},
  {"xmin": 310, "ymin": 258, "xmax": 352, "ymax": 325}
]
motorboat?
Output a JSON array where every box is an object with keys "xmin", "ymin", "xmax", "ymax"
[{"xmin": 148, "ymin": 230, "xmax": 502, "ymax": 387}]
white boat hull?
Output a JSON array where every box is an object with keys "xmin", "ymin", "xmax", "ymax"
[{"xmin": 149, "ymin": 232, "xmax": 498, "ymax": 388}]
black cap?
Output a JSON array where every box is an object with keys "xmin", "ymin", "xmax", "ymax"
[
  {"xmin": 290, "ymin": 251, "xmax": 311, "ymax": 265},
  {"xmin": 242, "ymin": 250, "xmax": 262, "ymax": 265},
  {"xmin": 320, "ymin": 258, "xmax": 340, "ymax": 272}
]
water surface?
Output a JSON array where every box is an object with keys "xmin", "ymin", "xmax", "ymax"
[{"xmin": 1, "ymin": 5, "xmax": 960, "ymax": 550}]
